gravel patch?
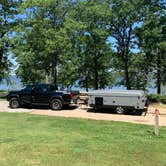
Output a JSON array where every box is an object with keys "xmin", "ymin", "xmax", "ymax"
[{"xmin": 0, "ymin": 100, "xmax": 32, "ymax": 113}]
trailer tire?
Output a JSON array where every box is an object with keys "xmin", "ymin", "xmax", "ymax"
[
  {"xmin": 94, "ymin": 106, "xmax": 99, "ymax": 112},
  {"xmin": 132, "ymin": 109, "xmax": 142, "ymax": 115},
  {"xmin": 115, "ymin": 107, "xmax": 125, "ymax": 114}
]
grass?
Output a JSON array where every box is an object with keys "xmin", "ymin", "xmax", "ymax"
[{"xmin": 0, "ymin": 113, "xmax": 165, "ymax": 166}]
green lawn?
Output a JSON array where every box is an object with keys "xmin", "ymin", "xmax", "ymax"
[{"xmin": 0, "ymin": 113, "xmax": 165, "ymax": 166}]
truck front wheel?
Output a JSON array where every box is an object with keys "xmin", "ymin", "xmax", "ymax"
[
  {"xmin": 9, "ymin": 98, "xmax": 20, "ymax": 109},
  {"xmin": 51, "ymin": 99, "xmax": 62, "ymax": 110}
]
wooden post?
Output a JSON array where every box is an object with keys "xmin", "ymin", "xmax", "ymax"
[
  {"xmin": 156, "ymin": 48, "xmax": 161, "ymax": 94},
  {"xmin": 154, "ymin": 109, "xmax": 160, "ymax": 136}
]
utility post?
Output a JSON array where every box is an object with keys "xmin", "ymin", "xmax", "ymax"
[{"xmin": 157, "ymin": 48, "xmax": 161, "ymax": 94}]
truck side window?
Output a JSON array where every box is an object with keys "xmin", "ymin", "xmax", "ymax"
[
  {"xmin": 37, "ymin": 85, "xmax": 48, "ymax": 93},
  {"xmin": 50, "ymin": 85, "xmax": 57, "ymax": 91},
  {"xmin": 34, "ymin": 85, "xmax": 43, "ymax": 93},
  {"xmin": 24, "ymin": 85, "xmax": 33, "ymax": 92}
]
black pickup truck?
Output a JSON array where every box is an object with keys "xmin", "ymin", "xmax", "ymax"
[{"xmin": 7, "ymin": 84, "xmax": 71, "ymax": 110}]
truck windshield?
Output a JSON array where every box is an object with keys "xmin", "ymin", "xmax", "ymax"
[{"xmin": 24, "ymin": 85, "xmax": 33, "ymax": 92}]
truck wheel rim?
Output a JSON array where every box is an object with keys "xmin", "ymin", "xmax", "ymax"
[
  {"xmin": 52, "ymin": 101, "xmax": 60, "ymax": 109},
  {"xmin": 12, "ymin": 99, "xmax": 19, "ymax": 108}
]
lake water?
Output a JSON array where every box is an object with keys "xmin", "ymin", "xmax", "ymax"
[{"xmin": 0, "ymin": 75, "xmax": 157, "ymax": 94}]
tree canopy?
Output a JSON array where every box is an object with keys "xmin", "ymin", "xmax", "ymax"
[
  {"xmin": 0, "ymin": 0, "xmax": 21, "ymax": 81},
  {"xmin": 1, "ymin": 0, "xmax": 166, "ymax": 93}
]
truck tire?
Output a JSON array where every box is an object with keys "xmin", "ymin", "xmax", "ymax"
[
  {"xmin": 51, "ymin": 99, "xmax": 62, "ymax": 110},
  {"xmin": 115, "ymin": 107, "xmax": 125, "ymax": 114},
  {"xmin": 94, "ymin": 106, "xmax": 97, "ymax": 112},
  {"xmin": 9, "ymin": 98, "xmax": 20, "ymax": 109}
]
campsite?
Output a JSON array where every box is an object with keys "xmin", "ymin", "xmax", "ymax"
[{"xmin": 0, "ymin": 0, "xmax": 166, "ymax": 165}]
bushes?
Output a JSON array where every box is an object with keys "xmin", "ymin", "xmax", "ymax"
[
  {"xmin": 161, "ymin": 97, "xmax": 166, "ymax": 104},
  {"xmin": 0, "ymin": 91, "xmax": 7, "ymax": 100},
  {"xmin": 147, "ymin": 94, "xmax": 166, "ymax": 104}
]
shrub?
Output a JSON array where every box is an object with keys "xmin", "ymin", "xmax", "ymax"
[
  {"xmin": 0, "ymin": 91, "xmax": 7, "ymax": 100},
  {"xmin": 160, "ymin": 95, "xmax": 166, "ymax": 104},
  {"xmin": 147, "ymin": 94, "xmax": 166, "ymax": 104}
]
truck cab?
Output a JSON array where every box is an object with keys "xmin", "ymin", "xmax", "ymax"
[{"xmin": 7, "ymin": 84, "xmax": 71, "ymax": 110}]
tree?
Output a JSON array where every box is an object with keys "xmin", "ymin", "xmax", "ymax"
[
  {"xmin": 66, "ymin": 0, "xmax": 114, "ymax": 90},
  {"xmin": 135, "ymin": 0, "xmax": 166, "ymax": 93},
  {"xmin": 106, "ymin": 0, "xmax": 158, "ymax": 90},
  {"xmin": 0, "ymin": 0, "xmax": 20, "ymax": 81},
  {"xmin": 11, "ymin": 0, "xmax": 165, "ymax": 92},
  {"xmin": 14, "ymin": 0, "xmax": 72, "ymax": 85}
]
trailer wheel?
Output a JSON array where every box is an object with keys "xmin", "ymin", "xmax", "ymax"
[
  {"xmin": 115, "ymin": 107, "xmax": 125, "ymax": 114},
  {"xmin": 94, "ymin": 106, "xmax": 99, "ymax": 112}
]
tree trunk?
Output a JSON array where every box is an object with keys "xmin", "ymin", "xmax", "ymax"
[
  {"xmin": 45, "ymin": 69, "xmax": 49, "ymax": 84},
  {"xmin": 124, "ymin": 54, "xmax": 131, "ymax": 90},
  {"xmin": 94, "ymin": 69, "xmax": 99, "ymax": 90},
  {"xmin": 0, "ymin": 32, "xmax": 6, "ymax": 67},
  {"xmin": 51, "ymin": 55, "xmax": 58, "ymax": 85},
  {"xmin": 124, "ymin": 25, "xmax": 132, "ymax": 90},
  {"xmin": 51, "ymin": 63, "xmax": 57, "ymax": 85},
  {"xmin": 143, "ymin": 52, "xmax": 150, "ymax": 91},
  {"xmin": 157, "ymin": 48, "xmax": 161, "ymax": 94},
  {"xmin": 143, "ymin": 70, "xmax": 148, "ymax": 91},
  {"xmin": 94, "ymin": 58, "xmax": 99, "ymax": 90},
  {"xmin": 0, "ymin": 51, "xmax": 3, "ymax": 67},
  {"xmin": 54, "ymin": 67, "xmax": 57, "ymax": 85},
  {"xmin": 124, "ymin": 65, "xmax": 130, "ymax": 90},
  {"xmin": 52, "ymin": 65, "xmax": 57, "ymax": 85},
  {"xmin": 85, "ymin": 76, "xmax": 89, "ymax": 92}
]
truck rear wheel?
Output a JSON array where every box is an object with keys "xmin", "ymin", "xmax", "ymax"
[
  {"xmin": 115, "ymin": 107, "xmax": 125, "ymax": 114},
  {"xmin": 51, "ymin": 99, "xmax": 62, "ymax": 110},
  {"xmin": 9, "ymin": 98, "xmax": 20, "ymax": 109}
]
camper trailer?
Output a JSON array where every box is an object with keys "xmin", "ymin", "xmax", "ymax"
[{"xmin": 88, "ymin": 90, "xmax": 148, "ymax": 114}]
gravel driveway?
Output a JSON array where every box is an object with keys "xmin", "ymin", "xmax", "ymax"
[
  {"xmin": 0, "ymin": 100, "xmax": 32, "ymax": 112},
  {"xmin": 1, "ymin": 100, "xmax": 166, "ymax": 126}
]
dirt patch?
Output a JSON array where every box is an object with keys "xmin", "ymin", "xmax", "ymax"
[
  {"xmin": 1, "ymin": 100, "xmax": 166, "ymax": 126},
  {"xmin": 0, "ymin": 100, "xmax": 32, "ymax": 112}
]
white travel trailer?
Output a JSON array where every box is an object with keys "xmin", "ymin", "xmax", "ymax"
[{"xmin": 88, "ymin": 90, "xmax": 148, "ymax": 114}]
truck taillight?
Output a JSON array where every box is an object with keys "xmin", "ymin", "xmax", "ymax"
[{"xmin": 70, "ymin": 93, "xmax": 74, "ymax": 98}]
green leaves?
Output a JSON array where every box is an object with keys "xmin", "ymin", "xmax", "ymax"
[
  {"xmin": 135, "ymin": 1, "xmax": 166, "ymax": 92},
  {"xmin": 0, "ymin": 0, "xmax": 20, "ymax": 82},
  {"xmin": 3, "ymin": 0, "xmax": 165, "ymax": 91}
]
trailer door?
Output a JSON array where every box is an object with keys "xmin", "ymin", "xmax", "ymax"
[{"xmin": 95, "ymin": 97, "xmax": 103, "ymax": 106}]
